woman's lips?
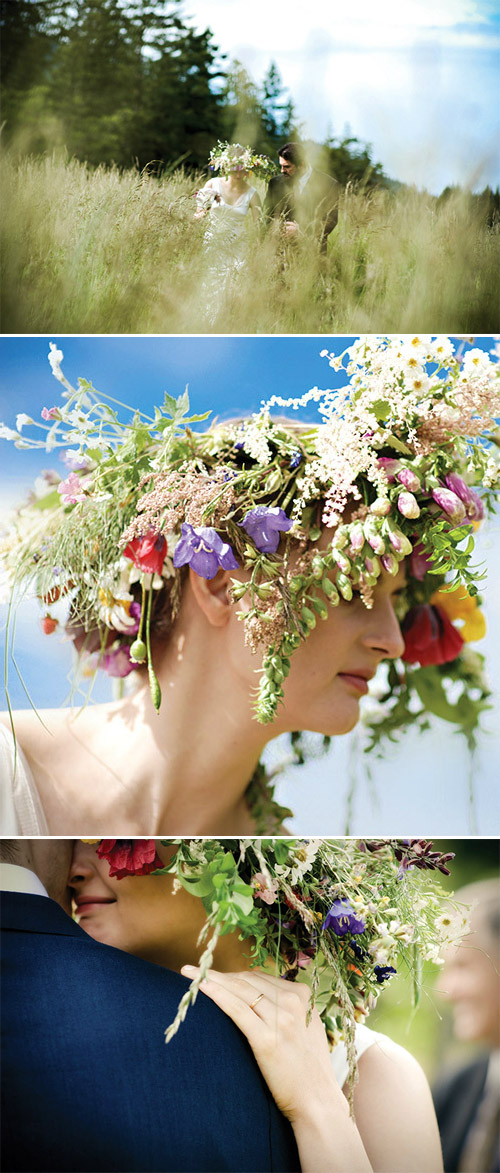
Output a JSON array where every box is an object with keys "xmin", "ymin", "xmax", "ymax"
[
  {"xmin": 337, "ymin": 673, "xmax": 370, "ymax": 695},
  {"xmin": 74, "ymin": 897, "xmax": 116, "ymax": 915}
]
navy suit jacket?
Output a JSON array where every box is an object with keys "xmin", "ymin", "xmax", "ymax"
[{"xmin": 1, "ymin": 892, "xmax": 300, "ymax": 1173}]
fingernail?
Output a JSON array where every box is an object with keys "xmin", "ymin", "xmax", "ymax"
[{"xmin": 181, "ymin": 964, "xmax": 198, "ymax": 975}]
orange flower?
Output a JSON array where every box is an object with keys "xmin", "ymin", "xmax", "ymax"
[{"xmin": 430, "ymin": 585, "xmax": 486, "ymax": 643}]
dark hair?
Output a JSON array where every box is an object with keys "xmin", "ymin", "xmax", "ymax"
[
  {"xmin": 0, "ymin": 840, "xmax": 23, "ymax": 864},
  {"xmin": 279, "ymin": 142, "xmax": 306, "ymax": 168}
]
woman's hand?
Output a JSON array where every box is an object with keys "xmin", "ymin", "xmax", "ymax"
[{"xmin": 181, "ymin": 966, "xmax": 372, "ymax": 1172}]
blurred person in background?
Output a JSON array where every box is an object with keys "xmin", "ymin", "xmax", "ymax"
[
  {"xmin": 264, "ymin": 141, "xmax": 340, "ymax": 253},
  {"xmin": 434, "ymin": 878, "xmax": 500, "ymax": 1173}
]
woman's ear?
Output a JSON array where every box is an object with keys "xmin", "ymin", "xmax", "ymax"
[{"xmin": 188, "ymin": 567, "xmax": 234, "ymax": 628}]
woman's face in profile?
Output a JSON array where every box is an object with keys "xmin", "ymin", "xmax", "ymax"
[
  {"xmin": 69, "ymin": 842, "xmax": 208, "ymax": 967},
  {"xmin": 223, "ymin": 558, "xmax": 406, "ymax": 739}
]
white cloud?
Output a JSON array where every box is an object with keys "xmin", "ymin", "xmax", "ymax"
[{"xmin": 186, "ymin": 0, "xmax": 499, "ymax": 189}]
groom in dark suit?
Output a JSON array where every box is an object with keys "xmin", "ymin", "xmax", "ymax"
[
  {"xmin": 264, "ymin": 142, "xmax": 340, "ymax": 253},
  {"xmin": 1, "ymin": 839, "xmax": 300, "ymax": 1173},
  {"xmin": 433, "ymin": 879, "xmax": 500, "ymax": 1173}
]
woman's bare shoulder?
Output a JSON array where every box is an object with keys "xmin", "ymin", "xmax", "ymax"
[
  {"xmin": 0, "ymin": 706, "xmax": 106, "ymax": 762},
  {"xmin": 354, "ymin": 1033, "xmax": 443, "ymax": 1172},
  {"xmin": 357, "ymin": 1031, "xmax": 429, "ymax": 1085}
]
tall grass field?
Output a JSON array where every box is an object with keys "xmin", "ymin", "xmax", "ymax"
[{"xmin": 2, "ymin": 152, "xmax": 499, "ymax": 333}]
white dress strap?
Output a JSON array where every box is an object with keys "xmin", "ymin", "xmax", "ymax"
[
  {"xmin": 330, "ymin": 1023, "xmax": 386, "ymax": 1089},
  {"xmin": 0, "ymin": 723, "xmax": 49, "ymax": 834}
]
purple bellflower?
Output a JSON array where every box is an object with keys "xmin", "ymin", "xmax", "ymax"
[
  {"xmin": 323, "ymin": 898, "xmax": 366, "ymax": 936},
  {"xmin": 173, "ymin": 523, "xmax": 239, "ymax": 579},
  {"xmin": 240, "ymin": 506, "xmax": 293, "ymax": 553}
]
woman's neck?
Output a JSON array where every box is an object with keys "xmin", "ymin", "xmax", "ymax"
[{"xmin": 223, "ymin": 172, "xmax": 248, "ymax": 192}]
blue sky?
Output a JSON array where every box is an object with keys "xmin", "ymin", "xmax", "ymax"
[
  {"xmin": 1, "ymin": 334, "xmax": 499, "ymax": 834},
  {"xmin": 186, "ymin": 0, "xmax": 500, "ymax": 192}
]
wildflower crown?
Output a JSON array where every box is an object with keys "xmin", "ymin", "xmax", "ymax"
[
  {"xmin": 208, "ymin": 140, "xmax": 277, "ymax": 180},
  {"xmin": 1, "ymin": 336, "xmax": 499, "ymax": 827}
]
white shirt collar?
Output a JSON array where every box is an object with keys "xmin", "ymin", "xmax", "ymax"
[
  {"xmin": 0, "ymin": 863, "xmax": 49, "ymax": 898},
  {"xmin": 297, "ymin": 165, "xmax": 313, "ymax": 193}
]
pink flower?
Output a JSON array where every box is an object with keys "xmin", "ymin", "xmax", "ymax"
[
  {"xmin": 396, "ymin": 467, "xmax": 421, "ymax": 492},
  {"xmin": 377, "ymin": 458, "xmax": 401, "ymax": 482},
  {"xmin": 103, "ymin": 645, "xmax": 135, "ymax": 678},
  {"xmin": 252, "ymin": 872, "xmax": 279, "ymax": 905},
  {"xmin": 432, "ymin": 487, "xmax": 466, "ymax": 524},
  {"xmin": 409, "ymin": 541, "xmax": 433, "ymax": 580},
  {"xmin": 445, "ymin": 473, "xmax": 484, "ymax": 522},
  {"xmin": 57, "ymin": 472, "xmax": 86, "ymax": 504},
  {"xmin": 41, "ymin": 406, "xmax": 60, "ymax": 421}
]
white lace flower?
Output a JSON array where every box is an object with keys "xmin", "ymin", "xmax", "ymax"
[{"xmin": 48, "ymin": 342, "xmax": 65, "ymax": 381}]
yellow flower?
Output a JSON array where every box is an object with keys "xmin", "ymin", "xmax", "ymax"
[{"xmin": 431, "ymin": 584, "xmax": 486, "ymax": 643}]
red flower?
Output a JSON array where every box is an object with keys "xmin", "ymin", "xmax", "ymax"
[
  {"xmin": 97, "ymin": 839, "xmax": 163, "ymax": 879},
  {"xmin": 122, "ymin": 532, "xmax": 167, "ymax": 575},
  {"xmin": 41, "ymin": 615, "xmax": 58, "ymax": 635},
  {"xmin": 402, "ymin": 604, "xmax": 464, "ymax": 667}
]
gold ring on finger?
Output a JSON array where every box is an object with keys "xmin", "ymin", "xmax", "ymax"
[{"xmin": 249, "ymin": 993, "xmax": 265, "ymax": 1011}]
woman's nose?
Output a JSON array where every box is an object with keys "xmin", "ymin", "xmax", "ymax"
[
  {"xmin": 363, "ymin": 599, "xmax": 405, "ymax": 662},
  {"xmin": 69, "ymin": 841, "xmax": 97, "ymax": 886}
]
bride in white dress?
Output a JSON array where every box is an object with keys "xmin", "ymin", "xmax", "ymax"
[{"xmin": 194, "ymin": 141, "xmax": 275, "ymax": 279}]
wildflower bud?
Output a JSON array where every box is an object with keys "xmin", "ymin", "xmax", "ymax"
[
  {"xmin": 348, "ymin": 522, "xmax": 365, "ymax": 551},
  {"xmin": 130, "ymin": 638, "xmax": 147, "ymax": 663},
  {"xmin": 311, "ymin": 555, "xmax": 325, "ymax": 579},
  {"xmin": 384, "ymin": 520, "xmax": 413, "ymax": 557},
  {"xmin": 432, "ymin": 487, "xmax": 466, "ymax": 524},
  {"xmin": 370, "ymin": 497, "xmax": 391, "ymax": 516},
  {"xmin": 301, "ymin": 605, "xmax": 317, "ymax": 629},
  {"xmin": 333, "ymin": 550, "xmax": 351, "ymax": 574},
  {"xmin": 397, "ymin": 467, "xmax": 421, "ymax": 492},
  {"xmin": 364, "ymin": 517, "xmax": 386, "ymax": 555},
  {"xmin": 336, "ymin": 573, "xmax": 353, "ymax": 601},
  {"xmin": 322, "ymin": 576, "xmax": 340, "ymax": 604},
  {"xmin": 331, "ymin": 525, "xmax": 350, "ymax": 549},
  {"xmin": 255, "ymin": 582, "xmax": 274, "ymax": 600},
  {"xmin": 381, "ymin": 552, "xmax": 399, "ymax": 575},
  {"xmin": 364, "ymin": 555, "xmax": 381, "ymax": 577},
  {"xmin": 289, "ymin": 575, "xmax": 304, "ymax": 594},
  {"xmin": 377, "ymin": 457, "xmax": 401, "ymax": 481},
  {"xmin": 311, "ymin": 596, "xmax": 329, "ymax": 620},
  {"xmin": 231, "ymin": 580, "xmax": 248, "ymax": 600},
  {"xmin": 264, "ymin": 469, "xmax": 283, "ymax": 493},
  {"xmin": 397, "ymin": 491, "xmax": 420, "ymax": 519}
]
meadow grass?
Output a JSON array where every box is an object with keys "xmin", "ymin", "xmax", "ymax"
[{"xmin": 1, "ymin": 151, "xmax": 499, "ymax": 333}]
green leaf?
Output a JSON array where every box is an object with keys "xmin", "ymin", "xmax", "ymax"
[
  {"xmin": 31, "ymin": 489, "xmax": 61, "ymax": 511},
  {"xmin": 371, "ymin": 399, "xmax": 390, "ymax": 421},
  {"xmin": 162, "ymin": 392, "xmax": 178, "ymax": 416}
]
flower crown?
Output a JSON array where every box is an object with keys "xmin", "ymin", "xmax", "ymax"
[
  {"xmin": 1, "ymin": 337, "xmax": 499, "ymax": 829},
  {"xmin": 208, "ymin": 140, "xmax": 277, "ymax": 181},
  {"xmin": 83, "ymin": 836, "xmax": 468, "ymax": 1099}
]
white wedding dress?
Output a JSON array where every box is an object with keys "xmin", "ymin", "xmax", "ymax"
[
  {"xmin": 331, "ymin": 1022, "xmax": 386, "ymax": 1088},
  {"xmin": 197, "ymin": 178, "xmax": 258, "ymax": 275},
  {"xmin": 0, "ymin": 723, "xmax": 49, "ymax": 833}
]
